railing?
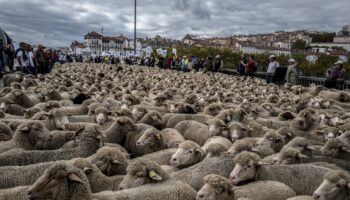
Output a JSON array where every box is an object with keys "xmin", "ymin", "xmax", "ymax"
[{"xmin": 220, "ymin": 68, "xmax": 350, "ymax": 90}]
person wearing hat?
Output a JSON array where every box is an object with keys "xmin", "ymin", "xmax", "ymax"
[
  {"xmin": 324, "ymin": 60, "xmax": 346, "ymax": 89},
  {"xmin": 266, "ymin": 55, "xmax": 280, "ymax": 84},
  {"xmin": 285, "ymin": 58, "xmax": 299, "ymax": 84}
]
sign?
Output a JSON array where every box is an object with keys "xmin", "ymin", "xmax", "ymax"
[{"xmin": 172, "ymin": 48, "xmax": 177, "ymax": 55}]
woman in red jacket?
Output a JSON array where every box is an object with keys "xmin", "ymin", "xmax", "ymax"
[{"xmin": 245, "ymin": 55, "xmax": 256, "ymax": 77}]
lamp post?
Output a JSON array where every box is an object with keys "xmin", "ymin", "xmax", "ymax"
[
  {"xmin": 134, "ymin": 0, "xmax": 137, "ymax": 56},
  {"xmin": 101, "ymin": 27, "xmax": 104, "ymax": 56}
]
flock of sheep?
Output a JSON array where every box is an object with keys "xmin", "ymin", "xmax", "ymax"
[{"xmin": 0, "ymin": 62, "xmax": 349, "ymax": 200}]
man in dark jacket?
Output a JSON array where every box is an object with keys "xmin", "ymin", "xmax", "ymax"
[{"xmin": 324, "ymin": 60, "xmax": 346, "ymax": 89}]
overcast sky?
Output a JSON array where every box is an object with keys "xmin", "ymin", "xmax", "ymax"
[{"xmin": 1, "ymin": 0, "xmax": 349, "ymax": 47}]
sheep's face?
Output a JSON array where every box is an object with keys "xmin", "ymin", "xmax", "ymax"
[
  {"xmin": 46, "ymin": 110, "xmax": 69, "ymax": 130},
  {"xmin": 271, "ymin": 149, "xmax": 308, "ymax": 165},
  {"xmin": 196, "ymin": 184, "xmax": 231, "ymax": 200},
  {"xmin": 170, "ymin": 147, "xmax": 204, "ymax": 167},
  {"xmin": 118, "ymin": 166, "xmax": 162, "ymax": 190},
  {"xmin": 0, "ymin": 125, "xmax": 12, "ymax": 141},
  {"xmin": 17, "ymin": 122, "xmax": 52, "ymax": 149},
  {"xmin": 207, "ymin": 119, "xmax": 226, "ymax": 137},
  {"xmin": 313, "ymin": 179, "xmax": 349, "ymax": 200},
  {"xmin": 257, "ymin": 132, "xmax": 285, "ymax": 151},
  {"xmin": 94, "ymin": 112, "xmax": 108, "ymax": 125},
  {"xmin": 28, "ymin": 165, "xmax": 84, "ymax": 200},
  {"xmin": 136, "ymin": 129, "xmax": 160, "ymax": 148},
  {"xmin": 229, "ymin": 161, "xmax": 256, "ymax": 185},
  {"xmin": 228, "ymin": 123, "xmax": 251, "ymax": 142}
]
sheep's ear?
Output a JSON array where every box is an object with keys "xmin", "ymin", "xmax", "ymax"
[
  {"xmin": 257, "ymin": 161, "xmax": 270, "ymax": 166},
  {"xmin": 152, "ymin": 115, "xmax": 158, "ymax": 121},
  {"xmin": 154, "ymin": 133, "xmax": 161, "ymax": 140},
  {"xmin": 305, "ymin": 145, "xmax": 316, "ymax": 151},
  {"xmin": 148, "ymin": 170, "xmax": 162, "ymax": 181},
  {"xmin": 195, "ymin": 148, "xmax": 204, "ymax": 156},
  {"xmin": 297, "ymin": 153, "xmax": 308, "ymax": 159},
  {"xmin": 226, "ymin": 115, "xmax": 232, "ymax": 122},
  {"xmin": 83, "ymin": 167, "xmax": 93, "ymax": 174},
  {"xmin": 112, "ymin": 160, "xmax": 121, "ymax": 164},
  {"xmin": 341, "ymin": 146, "xmax": 350, "ymax": 153},
  {"xmin": 68, "ymin": 173, "xmax": 83, "ymax": 183},
  {"xmin": 19, "ymin": 126, "xmax": 30, "ymax": 133}
]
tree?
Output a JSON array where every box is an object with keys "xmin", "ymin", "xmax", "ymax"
[
  {"xmin": 308, "ymin": 32, "xmax": 336, "ymax": 43},
  {"xmin": 292, "ymin": 39, "xmax": 307, "ymax": 50}
]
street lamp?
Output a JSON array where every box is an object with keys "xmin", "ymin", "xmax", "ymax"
[
  {"xmin": 101, "ymin": 27, "xmax": 104, "ymax": 56},
  {"xmin": 134, "ymin": 0, "xmax": 137, "ymax": 56}
]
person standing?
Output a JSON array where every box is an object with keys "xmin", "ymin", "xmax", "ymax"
[
  {"xmin": 35, "ymin": 45, "xmax": 46, "ymax": 74},
  {"xmin": 5, "ymin": 44, "xmax": 14, "ymax": 72},
  {"xmin": 203, "ymin": 56, "xmax": 213, "ymax": 73},
  {"xmin": 213, "ymin": 55, "xmax": 223, "ymax": 72},
  {"xmin": 245, "ymin": 55, "xmax": 256, "ymax": 77},
  {"xmin": 13, "ymin": 42, "xmax": 30, "ymax": 73},
  {"xmin": 324, "ymin": 60, "xmax": 346, "ymax": 89},
  {"xmin": 158, "ymin": 54, "xmax": 164, "ymax": 69},
  {"xmin": 285, "ymin": 59, "xmax": 299, "ymax": 84},
  {"xmin": 266, "ymin": 55, "xmax": 280, "ymax": 84},
  {"xmin": 238, "ymin": 54, "xmax": 247, "ymax": 75},
  {"xmin": 28, "ymin": 45, "xmax": 36, "ymax": 74}
]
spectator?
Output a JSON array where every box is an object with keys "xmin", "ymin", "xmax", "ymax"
[
  {"xmin": 0, "ymin": 39, "xmax": 4, "ymax": 78},
  {"xmin": 245, "ymin": 55, "xmax": 256, "ymax": 77},
  {"xmin": 166, "ymin": 57, "xmax": 171, "ymax": 69},
  {"xmin": 158, "ymin": 54, "xmax": 164, "ymax": 69},
  {"xmin": 324, "ymin": 60, "xmax": 345, "ymax": 89},
  {"xmin": 35, "ymin": 45, "xmax": 46, "ymax": 74},
  {"xmin": 5, "ymin": 44, "xmax": 14, "ymax": 71},
  {"xmin": 14, "ymin": 42, "xmax": 30, "ymax": 73},
  {"xmin": 28, "ymin": 45, "xmax": 36, "ymax": 74},
  {"xmin": 213, "ymin": 55, "xmax": 223, "ymax": 72},
  {"xmin": 266, "ymin": 55, "xmax": 280, "ymax": 84},
  {"xmin": 203, "ymin": 56, "xmax": 213, "ymax": 72},
  {"xmin": 238, "ymin": 54, "xmax": 247, "ymax": 75},
  {"xmin": 285, "ymin": 58, "xmax": 299, "ymax": 84},
  {"xmin": 180, "ymin": 56, "xmax": 189, "ymax": 71},
  {"xmin": 188, "ymin": 57, "xmax": 193, "ymax": 71}
]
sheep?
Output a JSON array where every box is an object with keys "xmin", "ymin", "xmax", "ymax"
[
  {"xmin": 202, "ymin": 136, "xmax": 232, "ymax": 153},
  {"xmin": 203, "ymin": 103, "xmax": 223, "ymax": 116},
  {"xmin": 27, "ymin": 162, "xmax": 92, "ymax": 200},
  {"xmin": 0, "ymin": 121, "xmax": 13, "ymax": 141},
  {"xmin": 92, "ymin": 180, "xmax": 197, "ymax": 200},
  {"xmin": 174, "ymin": 120, "xmax": 210, "ymax": 146},
  {"xmin": 227, "ymin": 121, "xmax": 253, "ymax": 142},
  {"xmin": 312, "ymin": 170, "xmax": 350, "ymax": 200},
  {"xmin": 118, "ymin": 159, "xmax": 169, "ymax": 190},
  {"xmin": 318, "ymin": 90, "xmax": 350, "ymax": 102},
  {"xmin": 287, "ymin": 196, "xmax": 313, "ymax": 200},
  {"xmin": 43, "ymin": 108, "xmax": 70, "ymax": 130},
  {"xmin": 58, "ymin": 98, "xmax": 94, "ymax": 115},
  {"xmin": 88, "ymin": 146, "xmax": 129, "ymax": 176},
  {"xmin": 0, "ymin": 125, "xmax": 102, "ymax": 166},
  {"xmin": 196, "ymin": 174, "xmax": 235, "ymax": 200},
  {"xmin": 233, "ymin": 180, "xmax": 297, "ymax": 200},
  {"xmin": 216, "ymin": 109, "xmax": 236, "ymax": 124},
  {"xmin": 0, "ymin": 121, "xmax": 52, "ymax": 153},
  {"xmin": 318, "ymin": 137, "xmax": 350, "ymax": 159},
  {"xmin": 131, "ymin": 106, "xmax": 148, "ymax": 121},
  {"xmin": 0, "ymin": 186, "xmax": 29, "ymax": 200},
  {"xmin": 196, "ymin": 174, "xmax": 297, "ymax": 200},
  {"xmin": 165, "ymin": 113, "xmax": 213, "ymax": 128},
  {"xmin": 206, "ymin": 118, "xmax": 228, "ymax": 137},
  {"xmin": 255, "ymin": 131, "xmax": 286, "ymax": 153},
  {"xmin": 0, "ymin": 102, "xmax": 25, "ymax": 116},
  {"xmin": 41, "ymin": 130, "xmax": 76, "ymax": 150},
  {"xmin": 136, "ymin": 128, "xmax": 185, "ymax": 152},
  {"xmin": 4, "ymin": 89, "xmax": 40, "ymax": 108},
  {"xmin": 133, "ymin": 148, "xmax": 178, "ymax": 166},
  {"xmin": 227, "ymin": 138, "xmax": 258, "ymax": 156},
  {"xmin": 139, "ymin": 110, "xmax": 163, "ymax": 129},
  {"xmin": 229, "ymin": 151, "xmax": 337, "ymax": 195},
  {"xmin": 67, "ymin": 158, "xmax": 124, "ymax": 193},
  {"xmin": 2, "ymin": 72, "xmax": 24, "ymax": 87},
  {"xmin": 170, "ymin": 140, "xmax": 206, "ymax": 168},
  {"xmin": 172, "ymin": 154, "xmax": 235, "ymax": 190}
]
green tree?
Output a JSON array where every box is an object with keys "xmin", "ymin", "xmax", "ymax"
[{"xmin": 292, "ymin": 39, "xmax": 307, "ymax": 50}]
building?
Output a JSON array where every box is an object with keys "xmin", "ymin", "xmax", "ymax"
[
  {"xmin": 239, "ymin": 45, "xmax": 291, "ymax": 56},
  {"xmin": 310, "ymin": 42, "xmax": 350, "ymax": 52}
]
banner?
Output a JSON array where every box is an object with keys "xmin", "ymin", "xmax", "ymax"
[
  {"xmin": 156, "ymin": 48, "xmax": 163, "ymax": 55},
  {"xmin": 162, "ymin": 50, "xmax": 167, "ymax": 57}
]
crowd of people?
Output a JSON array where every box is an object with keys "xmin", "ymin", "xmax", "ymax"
[
  {"xmin": 0, "ymin": 40, "xmax": 346, "ymax": 89},
  {"xmin": 138, "ymin": 54, "xmax": 224, "ymax": 72},
  {"xmin": 0, "ymin": 41, "xmax": 71, "ymax": 77}
]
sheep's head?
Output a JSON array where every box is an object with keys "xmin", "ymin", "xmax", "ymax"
[
  {"xmin": 0, "ymin": 122, "xmax": 13, "ymax": 141},
  {"xmin": 45, "ymin": 109, "xmax": 69, "ymax": 130},
  {"xmin": 271, "ymin": 147, "xmax": 308, "ymax": 165},
  {"xmin": 27, "ymin": 163, "xmax": 90, "ymax": 200},
  {"xmin": 196, "ymin": 174, "xmax": 234, "ymax": 200},
  {"xmin": 339, "ymin": 92, "xmax": 350, "ymax": 102},
  {"xmin": 282, "ymin": 137, "xmax": 314, "ymax": 152},
  {"xmin": 140, "ymin": 111, "xmax": 163, "ymax": 129},
  {"xmin": 23, "ymin": 107, "xmax": 42, "ymax": 119},
  {"xmin": 313, "ymin": 170, "xmax": 350, "ymax": 200},
  {"xmin": 89, "ymin": 146, "xmax": 129, "ymax": 176},
  {"xmin": 92, "ymin": 106, "xmax": 112, "ymax": 125},
  {"xmin": 206, "ymin": 118, "xmax": 228, "ymax": 137},
  {"xmin": 15, "ymin": 121, "xmax": 52, "ymax": 150},
  {"xmin": 132, "ymin": 106, "xmax": 148, "ymax": 121},
  {"xmin": 256, "ymin": 131, "xmax": 285, "ymax": 152},
  {"xmin": 229, "ymin": 151, "xmax": 261, "ymax": 185},
  {"xmin": 136, "ymin": 128, "xmax": 162, "ymax": 149},
  {"xmin": 118, "ymin": 160, "xmax": 168, "ymax": 190},
  {"xmin": 228, "ymin": 122, "xmax": 251, "ymax": 142},
  {"xmin": 227, "ymin": 139, "xmax": 256, "ymax": 156},
  {"xmin": 320, "ymin": 138, "xmax": 350, "ymax": 156},
  {"xmin": 170, "ymin": 140, "xmax": 205, "ymax": 167}
]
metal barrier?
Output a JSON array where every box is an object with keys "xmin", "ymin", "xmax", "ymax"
[{"xmin": 220, "ymin": 68, "xmax": 350, "ymax": 90}]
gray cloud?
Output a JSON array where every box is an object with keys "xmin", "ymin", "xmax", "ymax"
[{"xmin": 0, "ymin": 0, "xmax": 349, "ymax": 47}]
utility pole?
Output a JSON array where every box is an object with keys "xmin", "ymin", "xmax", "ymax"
[
  {"xmin": 134, "ymin": 0, "xmax": 137, "ymax": 56},
  {"xmin": 101, "ymin": 27, "xmax": 104, "ymax": 56}
]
